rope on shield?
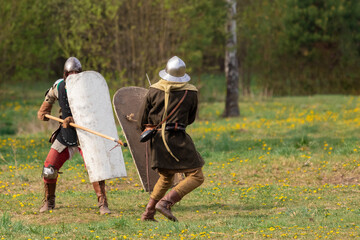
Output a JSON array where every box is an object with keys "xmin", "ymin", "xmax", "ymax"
[{"xmin": 145, "ymin": 141, "xmax": 151, "ymax": 193}]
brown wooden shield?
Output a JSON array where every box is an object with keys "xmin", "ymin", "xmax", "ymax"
[{"xmin": 113, "ymin": 87, "xmax": 159, "ymax": 192}]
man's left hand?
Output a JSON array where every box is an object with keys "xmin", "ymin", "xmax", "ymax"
[{"xmin": 63, "ymin": 116, "xmax": 75, "ymax": 128}]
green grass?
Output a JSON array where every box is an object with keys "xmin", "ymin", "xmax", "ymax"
[{"xmin": 0, "ymin": 80, "xmax": 359, "ymax": 239}]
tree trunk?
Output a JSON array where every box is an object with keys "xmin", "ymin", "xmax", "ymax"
[{"xmin": 223, "ymin": 0, "xmax": 240, "ymax": 117}]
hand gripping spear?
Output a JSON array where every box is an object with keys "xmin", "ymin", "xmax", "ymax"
[{"xmin": 45, "ymin": 114, "xmax": 127, "ymax": 147}]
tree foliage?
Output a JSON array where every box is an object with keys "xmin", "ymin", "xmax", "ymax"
[
  {"xmin": 0, "ymin": 0, "xmax": 61, "ymax": 82},
  {"xmin": 237, "ymin": 0, "xmax": 360, "ymax": 95},
  {"xmin": 1, "ymin": 0, "xmax": 359, "ymax": 95}
]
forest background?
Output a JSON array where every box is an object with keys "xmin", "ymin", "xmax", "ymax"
[
  {"xmin": 1, "ymin": 0, "xmax": 359, "ymax": 96},
  {"xmin": 1, "ymin": 1, "xmax": 360, "ymax": 239}
]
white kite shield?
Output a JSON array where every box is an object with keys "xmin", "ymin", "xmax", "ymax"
[{"xmin": 66, "ymin": 71, "xmax": 127, "ymax": 182}]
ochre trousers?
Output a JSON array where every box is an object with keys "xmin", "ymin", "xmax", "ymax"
[{"xmin": 150, "ymin": 167, "xmax": 204, "ymax": 200}]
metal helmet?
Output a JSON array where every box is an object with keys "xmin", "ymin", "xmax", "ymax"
[
  {"xmin": 159, "ymin": 56, "xmax": 190, "ymax": 82},
  {"xmin": 64, "ymin": 57, "xmax": 82, "ymax": 74}
]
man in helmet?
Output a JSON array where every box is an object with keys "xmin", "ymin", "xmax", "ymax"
[
  {"xmin": 138, "ymin": 56, "xmax": 205, "ymax": 222},
  {"xmin": 37, "ymin": 57, "xmax": 111, "ymax": 215}
]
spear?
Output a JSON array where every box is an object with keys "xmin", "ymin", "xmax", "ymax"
[
  {"xmin": 45, "ymin": 114, "xmax": 127, "ymax": 147},
  {"xmin": 146, "ymin": 73, "xmax": 151, "ymax": 86}
]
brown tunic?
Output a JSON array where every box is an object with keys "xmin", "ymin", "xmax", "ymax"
[{"xmin": 138, "ymin": 82, "xmax": 205, "ymax": 170}]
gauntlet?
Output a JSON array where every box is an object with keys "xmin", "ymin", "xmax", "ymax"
[
  {"xmin": 37, "ymin": 101, "xmax": 52, "ymax": 121},
  {"xmin": 62, "ymin": 116, "xmax": 75, "ymax": 128}
]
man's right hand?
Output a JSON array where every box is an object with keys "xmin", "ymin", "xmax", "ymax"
[{"xmin": 37, "ymin": 101, "xmax": 52, "ymax": 121}]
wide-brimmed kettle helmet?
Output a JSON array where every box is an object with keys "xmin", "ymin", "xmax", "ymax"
[{"xmin": 159, "ymin": 56, "xmax": 190, "ymax": 82}]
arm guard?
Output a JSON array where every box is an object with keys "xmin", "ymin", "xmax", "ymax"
[{"xmin": 37, "ymin": 101, "xmax": 53, "ymax": 121}]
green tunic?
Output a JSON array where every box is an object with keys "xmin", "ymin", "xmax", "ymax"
[{"xmin": 138, "ymin": 80, "xmax": 205, "ymax": 170}]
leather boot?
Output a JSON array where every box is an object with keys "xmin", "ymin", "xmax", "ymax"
[
  {"xmin": 155, "ymin": 189, "xmax": 182, "ymax": 222},
  {"xmin": 93, "ymin": 181, "xmax": 111, "ymax": 215},
  {"xmin": 39, "ymin": 183, "xmax": 56, "ymax": 213},
  {"xmin": 141, "ymin": 198, "xmax": 159, "ymax": 222}
]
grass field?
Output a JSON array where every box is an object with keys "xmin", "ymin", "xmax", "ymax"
[{"xmin": 0, "ymin": 78, "xmax": 359, "ymax": 239}]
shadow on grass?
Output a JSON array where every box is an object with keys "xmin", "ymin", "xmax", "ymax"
[{"xmin": 176, "ymin": 201, "xmax": 276, "ymax": 216}]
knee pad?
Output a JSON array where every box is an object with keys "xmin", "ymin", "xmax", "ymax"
[{"xmin": 42, "ymin": 165, "xmax": 58, "ymax": 180}]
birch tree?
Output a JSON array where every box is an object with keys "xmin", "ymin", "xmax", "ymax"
[{"xmin": 223, "ymin": 0, "xmax": 240, "ymax": 117}]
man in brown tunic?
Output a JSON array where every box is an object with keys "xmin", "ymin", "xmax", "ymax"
[{"xmin": 138, "ymin": 56, "xmax": 205, "ymax": 222}]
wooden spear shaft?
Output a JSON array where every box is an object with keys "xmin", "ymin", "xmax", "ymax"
[{"xmin": 45, "ymin": 114, "xmax": 127, "ymax": 147}]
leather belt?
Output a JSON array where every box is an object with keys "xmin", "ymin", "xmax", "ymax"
[
  {"xmin": 144, "ymin": 123, "xmax": 186, "ymax": 131},
  {"xmin": 165, "ymin": 123, "xmax": 186, "ymax": 131}
]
